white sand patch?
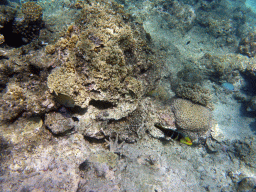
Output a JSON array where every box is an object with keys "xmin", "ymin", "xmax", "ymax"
[{"xmin": 213, "ymin": 102, "xmax": 255, "ymax": 141}]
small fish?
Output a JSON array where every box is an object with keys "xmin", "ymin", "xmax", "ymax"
[{"xmin": 154, "ymin": 123, "xmax": 192, "ymax": 146}]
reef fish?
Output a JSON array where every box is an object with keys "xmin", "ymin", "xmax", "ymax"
[{"xmin": 154, "ymin": 123, "xmax": 192, "ymax": 146}]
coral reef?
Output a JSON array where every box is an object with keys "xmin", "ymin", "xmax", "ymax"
[
  {"xmin": 238, "ymin": 32, "xmax": 256, "ymax": 58},
  {"xmin": 12, "ymin": 2, "xmax": 43, "ymax": 44},
  {"xmin": 198, "ymin": 53, "xmax": 248, "ymax": 82},
  {"xmin": 195, "ymin": 0, "xmax": 246, "ymax": 48},
  {"xmin": 44, "ymin": 112, "xmax": 76, "ymax": 135},
  {"xmin": 174, "ymin": 82, "xmax": 212, "ymax": 108},
  {"xmin": 0, "ymin": 34, "xmax": 4, "ymax": 44},
  {"xmin": 46, "ymin": 0, "xmax": 160, "ymax": 119},
  {"xmin": 171, "ymin": 98, "xmax": 212, "ymax": 134},
  {"xmin": 0, "ymin": 46, "xmax": 58, "ymax": 122},
  {"xmin": 21, "ymin": 2, "xmax": 42, "ymax": 22},
  {"xmin": 155, "ymin": 0, "xmax": 196, "ymax": 33},
  {"xmin": 198, "ymin": 14, "xmax": 235, "ymax": 38},
  {"xmin": 0, "ymin": 82, "xmax": 55, "ymax": 121},
  {"xmin": 0, "ymin": 2, "xmax": 44, "ymax": 46},
  {"xmin": 0, "ymin": 5, "xmax": 16, "ymax": 28},
  {"xmin": 1, "ymin": 0, "xmax": 256, "ymax": 191}
]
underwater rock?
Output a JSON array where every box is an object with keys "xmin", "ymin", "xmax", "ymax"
[
  {"xmin": 45, "ymin": 112, "xmax": 75, "ymax": 135},
  {"xmin": 0, "ymin": 116, "xmax": 43, "ymax": 144},
  {"xmin": 77, "ymin": 151, "xmax": 121, "ymax": 191},
  {"xmin": 198, "ymin": 53, "xmax": 249, "ymax": 81},
  {"xmin": 233, "ymin": 139, "xmax": 256, "ymax": 168},
  {"xmin": 0, "ymin": 83, "xmax": 56, "ymax": 122},
  {"xmin": 78, "ymin": 104, "xmax": 144, "ymax": 143},
  {"xmin": 238, "ymin": 177, "xmax": 256, "ymax": 192},
  {"xmin": 171, "ymin": 98, "xmax": 212, "ymax": 134},
  {"xmin": 238, "ymin": 32, "xmax": 256, "ymax": 58},
  {"xmin": 246, "ymin": 96, "xmax": 256, "ymax": 112},
  {"xmin": 158, "ymin": 0, "xmax": 196, "ymax": 33},
  {"xmin": 46, "ymin": 0, "xmax": 161, "ymax": 119},
  {"xmin": 0, "ymin": 133, "xmax": 87, "ymax": 191},
  {"xmin": 210, "ymin": 122, "xmax": 225, "ymax": 142}
]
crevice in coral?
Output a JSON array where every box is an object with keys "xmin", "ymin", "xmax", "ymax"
[{"xmin": 89, "ymin": 99, "xmax": 116, "ymax": 109}]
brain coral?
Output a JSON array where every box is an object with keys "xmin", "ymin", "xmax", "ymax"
[
  {"xmin": 172, "ymin": 98, "xmax": 212, "ymax": 132},
  {"xmin": 46, "ymin": 0, "xmax": 160, "ymax": 119}
]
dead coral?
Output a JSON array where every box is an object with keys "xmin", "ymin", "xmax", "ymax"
[
  {"xmin": 46, "ymin": 0, "xmax": 161, "ymax": 118},
  {"xmin": 12, "ymin": 2, "xmax": 43, "ymax": 44},
  {"xmin": 0, "ymin": 82, "xmax": 55, "ymax": 122},
  {"xmin": 105, "ymin": 134, "xmax": 125, "ymax": 154},
  {"xmin": 156, "ymin": 0, "xmax": 196, "ymax": 33},
  {"xmin": 175, "ymin": 82, "xmax": 212, "ymax": 108},
  {"xmin": 238, "ymin": 32, "xmax": 256, "ymax": 58}
]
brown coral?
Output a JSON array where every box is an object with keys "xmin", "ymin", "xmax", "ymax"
[
  {"xmin": 0, "ymin": 34, "xmax": 4, "ymax": 44},
  {"xmin": 0, "ymin": 82, "xmax": 55, "ymax": 122},
  {"xmin": 175, "ymin": 82, "xmax": 212, "ymax": 108},
  {"xmin": 21, "ymin": 2, "xmax": 43, "ymax": 22},
  {"xmin": 9, "ymin": 2, "xmax": 44, "ymax": 45},
  {"xmin": 46, "ymin": 0, "xmax": 161, "ymax": 118},
  {"xmin": 238, "ymin": 32, "xmax": 256, "ymax": 58},
  {"xmin": 172, "ymin": 98, "xmax": 212, "ymax": 133}
]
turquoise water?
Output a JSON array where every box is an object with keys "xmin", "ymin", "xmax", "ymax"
[{"xmin": 246, "ymin": 0, "xmax": 256, "ymax": 13}]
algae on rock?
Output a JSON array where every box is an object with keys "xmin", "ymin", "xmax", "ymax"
[{"xmin": 46, "ymin": 0, "xmax": 161, "ymax": 119}]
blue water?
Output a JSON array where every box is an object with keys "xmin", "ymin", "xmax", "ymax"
[{"xmin": 246, "ymin": 0, "xmax": 256, "ymax": 13}]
